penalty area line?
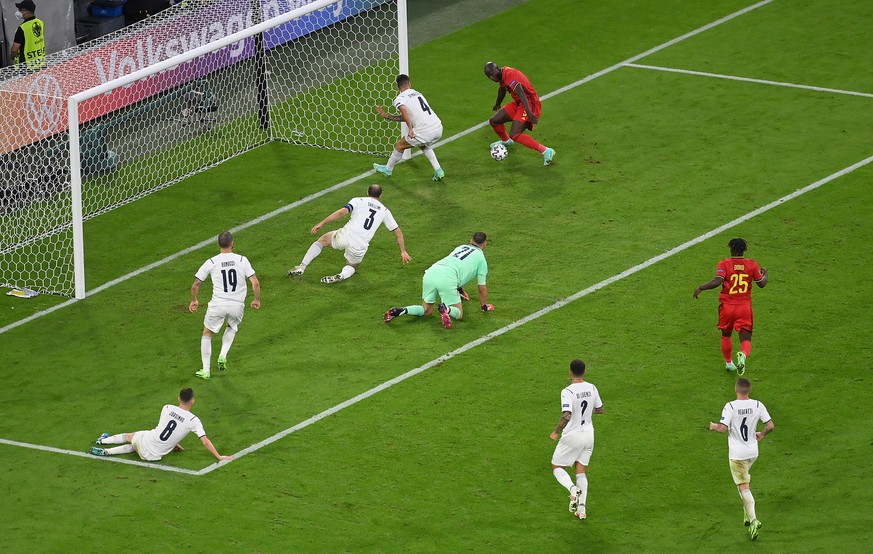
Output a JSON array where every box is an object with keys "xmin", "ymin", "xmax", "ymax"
[
  {"xmin": 0, "ymin": 437, "xmax": 202, "ymax": 476},
  {"xmin": 624, "ymin": 63, "xmax": 873, "ymax": 99},
  {"xmin": 206, "ymin": 151, "xmax": 873, "ymax": 473},
  {"xmin": 0, "ymin": 0, "xmax": 775, "ymax": 338}
]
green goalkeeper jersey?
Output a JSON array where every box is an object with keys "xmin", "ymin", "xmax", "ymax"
[{"xmin": 431, "ymin": 244, "xmax": 488, "ymax": 286}]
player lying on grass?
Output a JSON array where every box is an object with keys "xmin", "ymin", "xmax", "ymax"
[
  {"xmin": 384, "ymin": 231, "xmax": 494, "ymax": 329},
  {"xmin": 91, "ymin": 388, "xmax": 233, "ymax": 463}
]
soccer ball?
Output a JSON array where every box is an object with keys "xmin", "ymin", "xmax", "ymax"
[{"xmin": 490, "ymin": 143, "xmax": 508, "ymax": 161}]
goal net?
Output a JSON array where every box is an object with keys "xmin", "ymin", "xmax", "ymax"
[{"xmin": 0, "ymin": 0, "xmax": 406, "ymax": 298}]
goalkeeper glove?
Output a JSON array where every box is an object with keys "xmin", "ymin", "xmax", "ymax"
[{"xmin": 481, "ymin": 303, "xmax": 495, "ymax": 312}]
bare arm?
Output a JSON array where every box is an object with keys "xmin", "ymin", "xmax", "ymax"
[
  {"xmin": 549, "ymin": 411, "xmax": 572, "ymax": 440},
  {"xmin": 397, "ymin": 105, "xmax": 415, "ymax": 138},
  {"xmin": 513, "ymin": 83, "xmax": 538, "ymax": 124},
  {"xmin": 249, "ymin": 274, "xmax": 261, "ymax": 309},
  {"xmin": 311, "ymin": 207, "xmax": 350, "ymax": 234},
  {"xmin": 375, "ymin": 104, "xmax": 404, "ymax": 122},
  {"xmin": 478, "ymin": 284, "xmax": 494, "ymax": 312},
  {"xmin": 756, "ymin": 267, "xmax": 769, "ymax": 288},
  {"xmin": 189, "ymin": 279, "xmax": 203, "ymax": 312},
  {"xmin": 493, "ymin": 85, "xmax": 507, "ymax": 111},
  {"xmin": 694, "ymin": 276, "xmax": 724, "ymax": 299},
  {"xmin": 392, "ymin": 227, "xmax": 411, "ymax": 264},
  {"xmin": 11, "ymin": 42, "xmax": 21, "ymax": 58},
  {"xmin": 708, "ymin": 422, "xmax": 728, "ymax": 433},
  {"xmin": 594, "ymin": 406, "xmax": 604, "ymax": 415},
  {"xmin": 756, "ymin": 420, "xmax": 775, "ymax": 441},
  {"xmin": 200, "ymin": 435, "xmax": 233, "ymax": 461}
]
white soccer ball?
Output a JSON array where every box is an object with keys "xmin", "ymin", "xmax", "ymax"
[{"xmin": 490, "ymin": 143, "xmax": 508, "ymax": 161}]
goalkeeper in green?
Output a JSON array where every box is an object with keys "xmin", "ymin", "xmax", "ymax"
[{"xmin": 384, "ymin": 232, "xmax": 494, "ymax": 329}]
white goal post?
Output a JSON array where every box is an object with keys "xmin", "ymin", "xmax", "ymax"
[{"xmin": 1, "ymin": 0, "xmax": 408, "ymax": 299}]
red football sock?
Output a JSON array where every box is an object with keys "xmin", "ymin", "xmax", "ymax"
[
  {"xmin": 511, "ymin": 132, "xmax": 546, "ymax": 153},
  {"xmin": 721, "ymin": 336, "xmax": 733, "ymax": 362},
  {"xmin": 491, "ymin": 123, "xmax": 510, "ymax": 141},
  {"xmin": 740, "ymin": 340, "xmax": 751, "ymax": 357}
]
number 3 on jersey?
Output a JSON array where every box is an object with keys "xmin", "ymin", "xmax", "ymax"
[{"xmin": 363, "ymin": 208, "xmax": 377, "ymax": 230}]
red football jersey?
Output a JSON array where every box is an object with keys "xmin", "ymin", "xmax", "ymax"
[
  {"xmin": 716, "ymin": 257, "xmax": 764, "ymax": 305},
  {"xmin": 500, "ymin": 67, "xmax": 541, "ymax": 114}
]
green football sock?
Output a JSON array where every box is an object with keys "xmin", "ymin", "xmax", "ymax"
[
  {"xmin": 405, "ymin": 305, "xmax": 425, "ymax": 316},
  {"xmin": 449, "ymin": 306, "xmax": 461, "ymax": 319}
]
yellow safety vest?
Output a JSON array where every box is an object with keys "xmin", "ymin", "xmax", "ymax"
[{"xmin": 19, "ymin": 17, "xmax": 46, "ymax": 70}]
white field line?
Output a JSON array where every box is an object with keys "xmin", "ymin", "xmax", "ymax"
[
  {"xmin": 625, "ymin": 63, "xmax": 873, "ymax": 99},
  {"xmin": 200, "ymin": 152, "xmax": 873, "ymax": 474},
  {"xmin": 0, "ymin": 437, "xmax": 201, "ymax": 475},
  {"xmin": 0, "ymin": 0, "xmax": 775, "ymax": 339},
  {"xmin": 0, "ymin": 0, "xmax": 779, "ymax": 473}
]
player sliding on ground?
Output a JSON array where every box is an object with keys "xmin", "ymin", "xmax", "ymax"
[
  {"xmin": 288, "ymin": 184, "xmax": 411, "ymax": 284},
  {"xmin": 91, "ymin": 388, "xmax": 233, "ymax": 463},
  {"xmin": 484, "ymin": 61, "xmax": 555, "ymax": 166},
  {"xmin": 384, "ymin": 231, "xmax": 494, "ymax": 329}
]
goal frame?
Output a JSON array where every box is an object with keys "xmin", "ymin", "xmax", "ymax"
[{"xmin": 67, "ymin": 0, "xmax": 408, "ymax": 298}]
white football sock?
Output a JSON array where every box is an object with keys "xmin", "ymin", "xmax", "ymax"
[
  {"xmin": 219, "ymin": 327, "xmax": 236, "ymax": 358},
  {"xmin": 301, "ymin": 242, "xmax": 324, "ymax": 266},
  {"xmin": 101, "ymin": 434, "xmax": 127, "ymax": 445},
  {"xmin": 105, "ymin": 444, "xmax": 135, "ymax": 455},
  {"xmin": 201, "ymin": 336, "xmax": 211, "ymax": 372},
  {"xmin": 576, "ymin": 473, "xmax": 589, "ymax": 507},
  {"xmin": 421, "ymin": 146, "xmax": 441, "ymax": 170},
  {"xmin": 340, "ymin": 265, "xmax": 356, "ymax": 280},
  {"xmin": 552, "ymin": 468, "xmax": 574, "ymax": 492},
  {"xmin": 386, "ymin": 149, "xmax": 403, "ymax": 170},
  {"xmin": 741, "ymin": 489, "xmax": 756, "ymax": 521}
]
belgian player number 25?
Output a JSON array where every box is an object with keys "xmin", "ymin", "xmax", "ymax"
[{"xmin": 728, "ymin": 273, "xmax": 749, "ymax": 294}]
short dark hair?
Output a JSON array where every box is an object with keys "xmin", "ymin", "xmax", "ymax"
[
  {"xmin": 179, "ymin": 388, "xmax": 194, "ymax": 403},
  {"xmin": 368, "ymin": 184, "xmax": 383, "ymax": 198},
  {"xmin": 736, "ymin": 377, "xmax": 751, "ymax": 394},
  {"xmin": 396, "ymin": 74, "xmax": 410, "ymax": 88},
  {"xmin": 218, "ymin": 231, "xmax": 233, "ymax": 248},
  {"xmin": 570, "ymin": 359, "xmax": 586, "ymax": 376},
  {"xmin": 472, "ymin": 231, "xmax": 487, "ymax": 246},
  {"xmin": 728, "ymin": 238, "xmax": 748, "ymax": 256}
]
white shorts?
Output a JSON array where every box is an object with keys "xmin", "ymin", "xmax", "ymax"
[
  {"xmin": 131, "ymin": 430, "xmax": 161, "ymax": 461},
  {"xmin": 406, "ymin": 125, "xmax": 443, "ymax": 148},
  {"xmin": 730, "ymin": 457, "xmax": 757, "ymax": 485},
  {"xmin": 331, "ymin": 227, "xmax": 369, "ymax": 265},
  {"xmin": 203, "ymin": 302, "xmax": 245, "ymax": 333},
  {"xmin": 551, "ymin": 429, "xmax": 595, "ymax": 467}
]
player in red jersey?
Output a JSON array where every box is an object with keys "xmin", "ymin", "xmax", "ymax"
[
  {"xmin": 484, "ymin": 61, "xmax": 556, "ymax": 166},
  {"xmin": 693, "ymin": 238, "xmax": 769, "ymax": 375}
]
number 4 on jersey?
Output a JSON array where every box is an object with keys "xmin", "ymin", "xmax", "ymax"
[{"xmin": 417, "ymin": 96, "xmax": 431, "ymax": 115}]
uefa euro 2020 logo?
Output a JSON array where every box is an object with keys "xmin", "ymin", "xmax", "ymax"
[{"xmin": 26, "ymin": 74, "xmax": 63, "ymax": 134}]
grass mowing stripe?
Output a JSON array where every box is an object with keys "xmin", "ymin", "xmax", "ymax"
[
  {"xmin": 0, "ymin": 437, "xmax": 201, "ymax": 475},
  {"xmin": 0, "ymin": 0, "xmax": 774, "ymax": 338},
  {"xmin": 203, "ymin": 151, "xmax": 873, "ymax": 472},
  {"xmin": 625, "ymin": 62, "xmax": 873, "ymax": 98}
]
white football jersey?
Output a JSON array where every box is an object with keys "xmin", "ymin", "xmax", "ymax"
[
  {"xmin": 341, "ymin": 197, "xmax": 399, "ymax": 245},
  {"xmin": 139, "ymin": 404, "xmax": 206, "ymax": 459},
  {"xmin": 559, "ymin": 381, "xmax": 603, "ymax": 436},
  {"xmin": 719, "ymin": 398, "xmax": 772, "ymax": 460},
  {"xmin": 394, "ymin": 88, "xmax": 442, "ymax": 135},
  {"xmin": 195, "ymin": 253, "xmax": 255, "ymax": 305}
]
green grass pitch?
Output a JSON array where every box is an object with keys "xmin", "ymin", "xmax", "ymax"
[{"xmin": 2, "ymin": 0, "xmax": 872, "ymax": 551}]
